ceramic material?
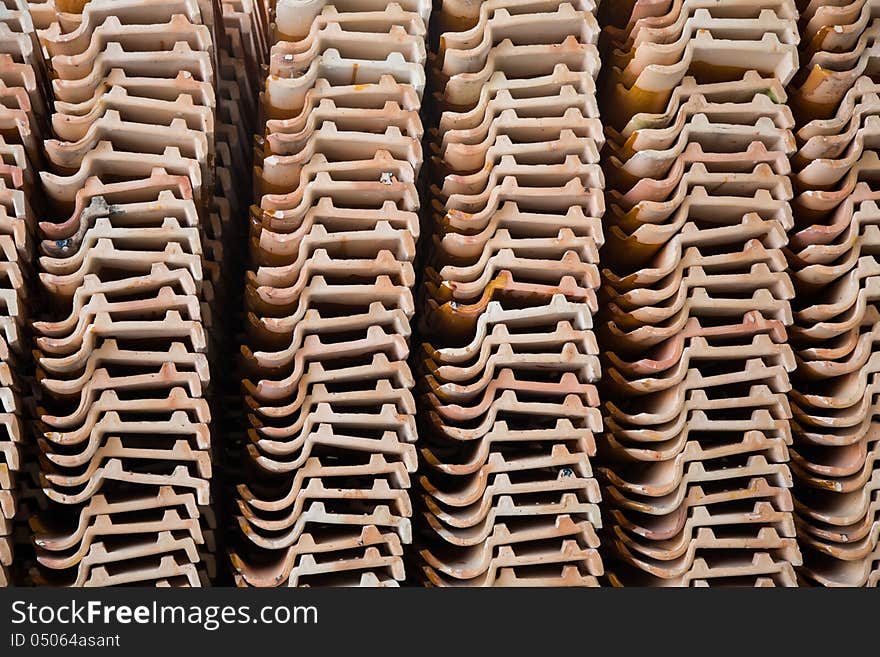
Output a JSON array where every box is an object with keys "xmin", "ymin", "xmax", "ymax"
[
  {"xmin": 597, "ymin": 0, "xmax": 804, "ymax": 586},
  {"xmin": 786, "ymin": 3, "xmax": 880, "ymax": 587},
  {"xmin": 225, "ymin": 0, "xmax": 428, "ymax": 587},
  {"xmin": 18, "ymin": 0, "xmax": 263, "ymax": 588},
  {"xmin": 0, "ymin": 0, "xmax": 48, "ymax": 588},
  {"xmin": 409, "ymin": 0, "xmax": 605, "ymax": 587}
]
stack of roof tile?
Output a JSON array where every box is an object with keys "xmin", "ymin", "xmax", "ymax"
[
  {"xmin": 597, "ymin": 0, "xmax": 804, "ymax": 586},
  {"xmin": 414, "ymin": 0, "xmax": 605, "ymax": 587},
  {"xmin": 787, "ymin": 0, "xmax": 880, "ymax": 587},
  {"xmin": 0, "ymin": 0, "xmax": 46, "ymax": 587},
  {"xmin": 230, "ymin": 0, "xmax": 427, "ymax": 587},
  {"xmin": 28, "ymin": 0, "xmax": 228, "ymax": 587}
]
